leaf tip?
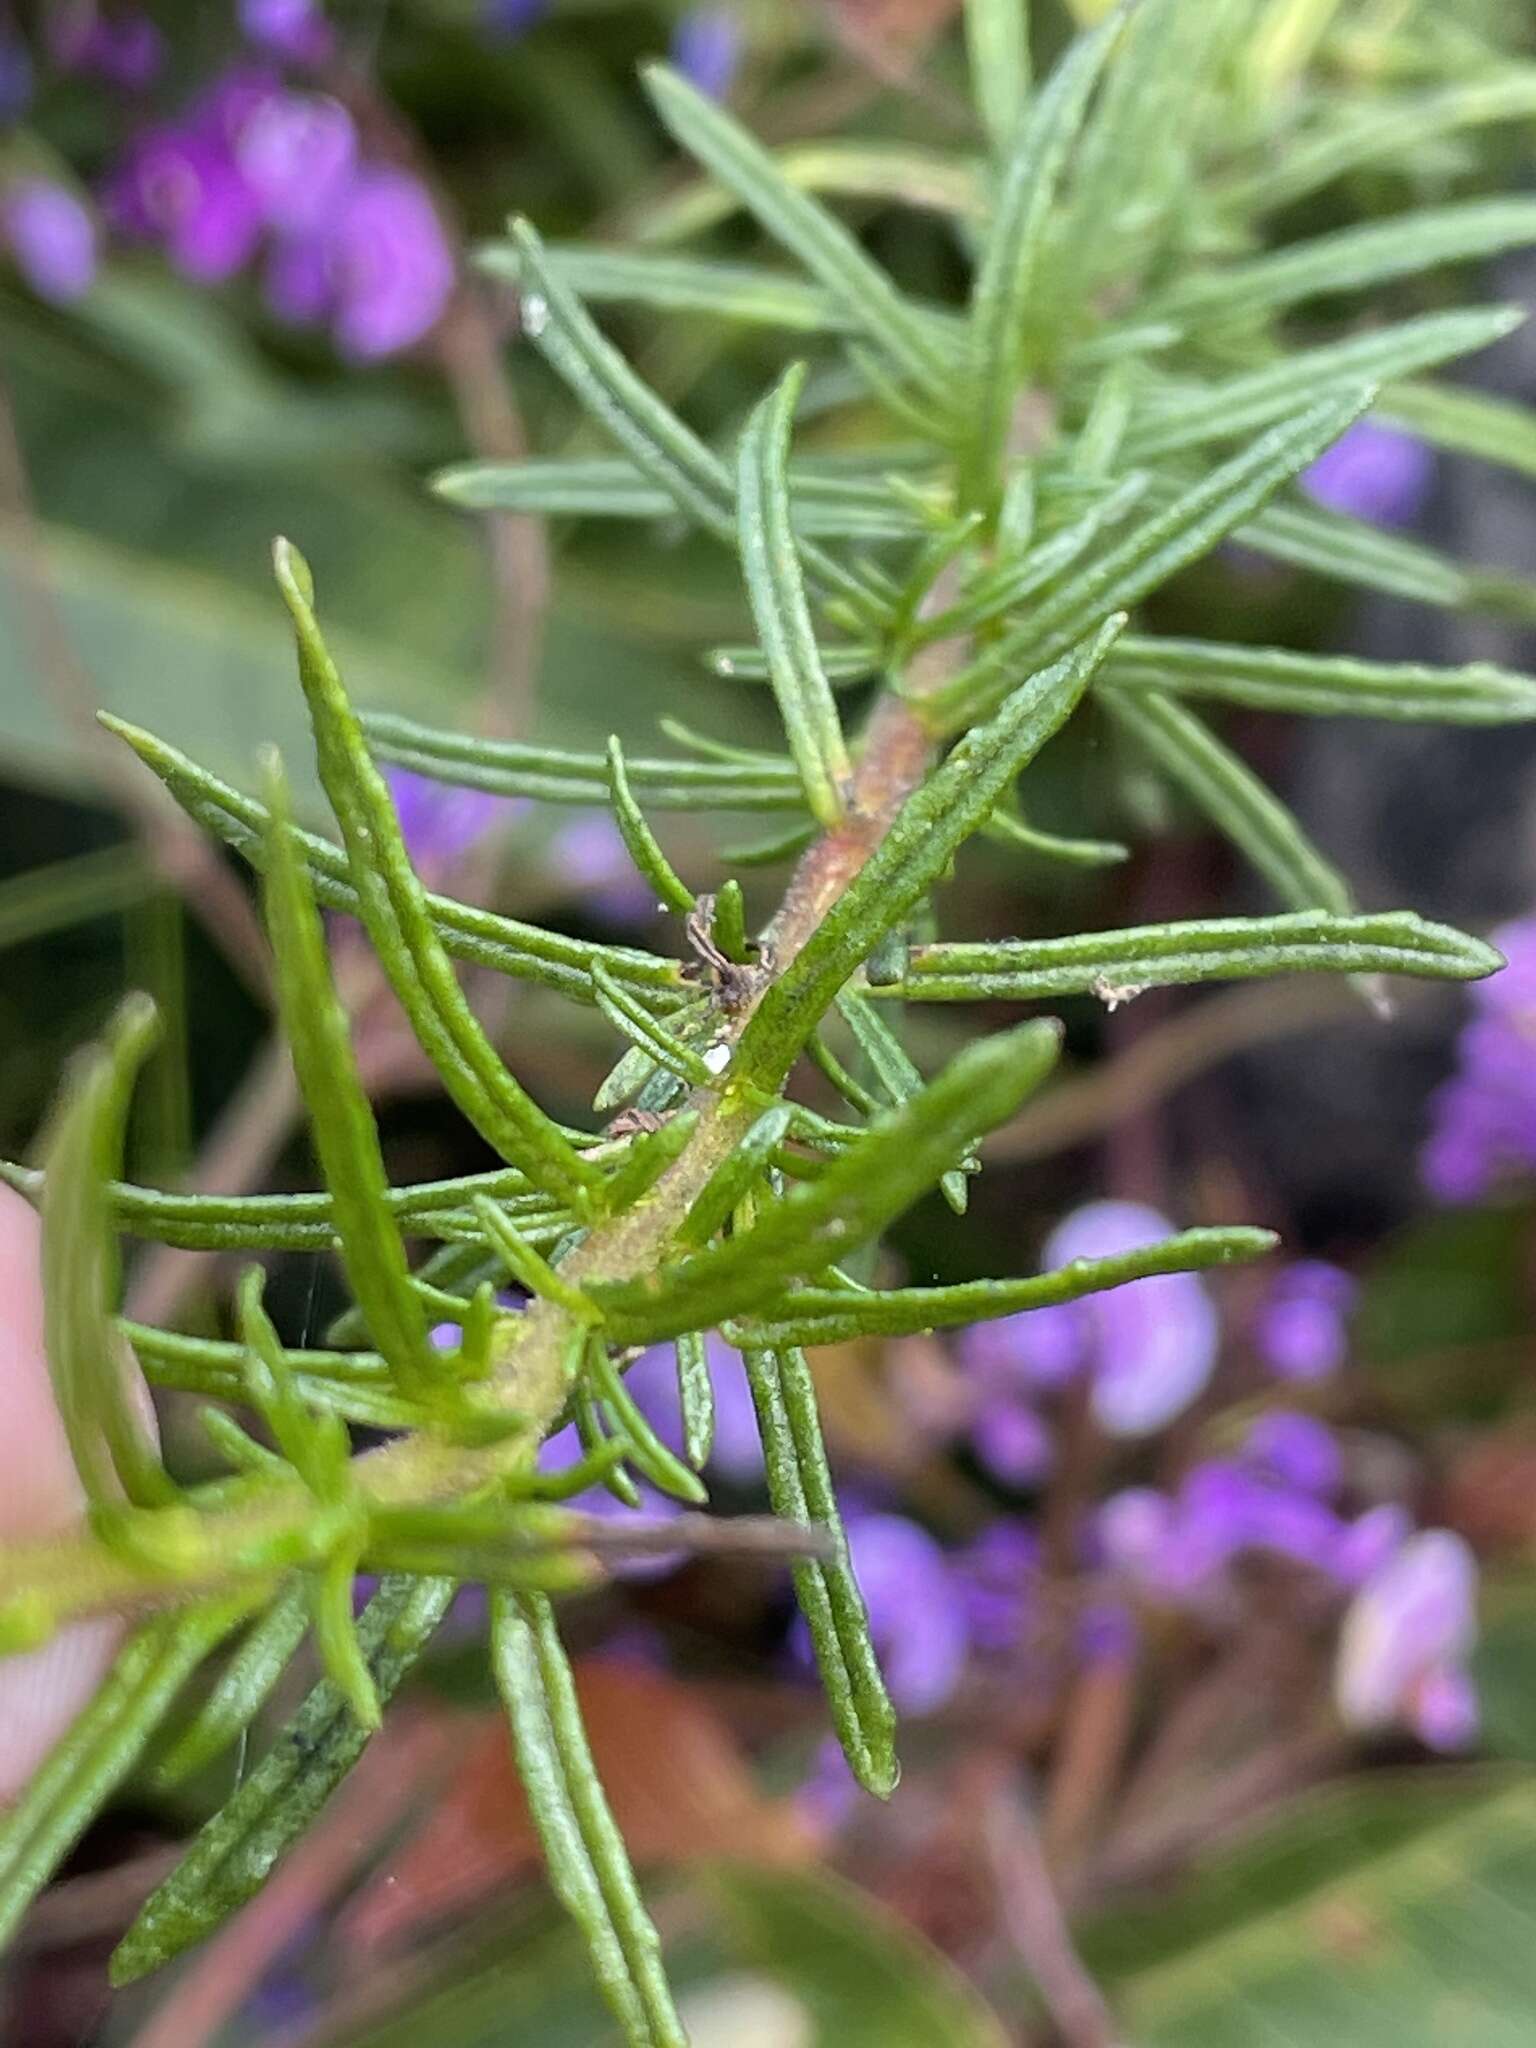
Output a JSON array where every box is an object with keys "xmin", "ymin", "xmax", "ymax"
[{"xmin": 271, "ymin": 536, "xmax": 315, "ymax": 611}]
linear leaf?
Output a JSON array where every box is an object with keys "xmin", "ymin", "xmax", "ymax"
[
  {"xmin": 39, "ymin": 995, "xmax": 172, "ymax": 1511},
  {"xmin": 1104, "ymin": 689, "xmax": 1353, "ymax": 915},
  {"xmin": 983, "ymin": 807, "xmax": 1130, "ymax": 866},
  {"xmin": 0, "ymin": 1601, "xmax": 251, "ymax": 1955},
  {"xmin": 642, "ymin": 63, "xmax": 951, "ymax": 396},
  {"xmin": 678, "ymin": 1102, "xmax": 795, "ymax": 1249},
  {"xmin": 363, "ymin": 708, "xmax": 806, "ymax": 812},
  {"xmin": 274, "ymin": 542, "xmax": 602, "ymax": 1219},
  {"xmin": 740, "ymin": 1341, "xmax": 895, "ymax": 1796},
  {"xmin": 436, "ymin": 456, "xmax": 929, "ymax": 540},
  {"xmin": 964, "ymin": 0, "xmax": 1031, "ymax": 158},
  {"xmin": 931, "ymin": 391, "xmax": 1375, "ymax": 727},
  {"xmin": 1222, "ymin": 491, "xmax": 1475, "ymax": 608},
  {"xmin": 674, "ymin": 1330, "xmax": 715, "ymax": 1470},
  {"xmin": 113, "ymin": 1574, "xmax": 455, "ymax": 1984},
  {"xmin": 737, "ymin": 367, "xmax": 853, "ymax": 827},
  {"xmin": 590, "ymin": 962, "xmax": 715, "ymax": 1089},
  {"xmin": 963, "ymin": 8, "xmax": 1125, "ymax": 505},
  {"xmin": 153, "ymin": 1584, "xmax": 313, "ymax": 1787},
  {"xmin": 1102, "ymin": 634, "xmax": 1536, "ymax": 726},
  {"xmin": 739, "ymin": 622, "xmax": 1121, "ymax": 1083},
  {"xmin": 260, "ymin": 758, "xmax": 438, "ymax": 1398},
  {"xmin": 103, "ymin": 715, "xmax": 683, "ymax": 1001},
  {"xmin": 491, "ymin": 1592, "xmax": 685, "ymax": 2047},
  {"xmin": 838, "ymin": 989, "xmax": 970, "ymax": 1212},
  {"xmin": 588, "ymin": 1343, "xmax": 707, "ymax": 1504},
  {"xmin": 1126, "ymin": 307, "xmax": 1523, "ymax": 461},
  {"xmin": 589, "ymin": 1019, "xmax": 1062, "ymax": 1343},
  {"xmin": 634, "ymin": 139, "xmax": 984, "ymax": 243},
  {"xmin": 739, "ymin": 1226, "xmax": 1276, "ymax": 1345},
  {"xmin": 885, "ymin": 909, "xmax": 1502, "ymax": 1003},
  {"xmin": 605, "ymin": 737, "xmax": 695, "ymax": 914},
  {"xmin": 1378, "ymin": 378, "xmax": 1536, "ymax": 482},
  {"xmin": 1154, "ymin": 196, "xmax": 1536, "ymax": 326}
]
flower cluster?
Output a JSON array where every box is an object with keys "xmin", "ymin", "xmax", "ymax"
[{"xmin": 1423, "ymin": 916, "xmax": 1536, "ymax": 1202}]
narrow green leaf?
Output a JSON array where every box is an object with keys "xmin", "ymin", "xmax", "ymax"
[
  {"xmin": 436, "ymin": 455, "xmax": 928, "ymax": 541},
  {"xmin": 1154, "ymin": 196, "xmax": 1536, "ymax": 327},
  {"xmin": 364, "ymin": 708, "xmax": 806, "ymax": 812},
  {"xmin": 0, "ymin": 844, "xmax": 155, "ymax": 955},
  {"xmin": 963, "ymin": 8, "xmax": 1125, "ymax": 505},
  {"xmin": 964, "ymin": 0, "xmax": 1030, "ymax": 158},
  {"xmin": 738, "ymin": 367, "xmax": 854, "ymax": 828},
  {"xmin": 642, "ymin": 63, "xmax": 950, "ymax": 397},
  {"xmin": 920, "ymin": 473, "xmax": 1150, "ymax": 645},
  {"xmin": 591, "ymin": 1019, "xmax": 1062, "ymax": 1343},
  {"xmin": 112, "ymin": 1574, "xmax": 455, "ymax": 1984},
  {"xmin": 472, "ymin": 1196, "xmax": 602, "ymax": 1323},
  {"xmin": 0, "ymin": 1600, "xmax": 251, "ymax": 1956},
  {"xmin": 1127, "ymin": 307, "xmax": 1523, "ymax": 461},
  {"xmin": 931, "ymin": 391, "xmax": 1376, "ymax": 727},
  {"xmin": 1222, "ymin": 490, "xmax": 1476, "ymax": 609},
  {"xmin": 712, "ymin": 879, "xmax": 751, "ymax": 963},
  {"xmin": 103, "ymin": 715, "xmax": 683, "ymax": 1001},
  {"xmin": 605, "ymin": 736, "xmax": 695, "ymax": 915},
  {"xmin": 983, "ymin": 806, "xmax": 1130, "ymax": 866},
  {"xmin": 273, "ymin": 541, "xmax": 602, "ymax": 1219},
  {"xmin": 838, "ymin": 989, "xmax": 970, "ymax": 1213},
  {"xmin": 1224, "ymin": 70, "xmax": 1536, "ymax": 216},
  {"xmin": 490, "ymin": 240, "xmax": 859, "ymax": 333},
  {"xmin": 887, "ymin": 909, "xmax": 1503, "ymax": 1002},
  {"xmin": 1378, "ymin": 378, "xmax": 1536, "ymax": 483},
  {"xmin": 600, "ymin": 1110, "xmax": 700, "ymax": 1213},
  {"xmin": 739, "ymin": 623, "xmax": 1121, "ymax": 1083},
  {"xmin": 679, "ymin": 1103, "xmax": 795, "ymax": 1249},
  {"xmin": 588, "ymin": 1343, "xmax": 708, "ymax": 1505},
  {"xmin": 1102, "ymin": 634, "xmax": 1536, "ymax": 726},
  {"xmin": 39, "ymin": 994, "xmax": 173, "ymax": 1511},
  {"xmin": 590, "ymin": 961, "xmax": 716, "ymax": 1089},
  {"xmin": 674, "ymin": 1330, "xmax": 715, "ymax": 1470},
  {"xmin": 153, "ymin": 1584, "xmax": 313, "ymax": 1788},
  {"xmin": 259, "ymin": 757, "xmax": 438, "ymax": 1399},
  {"xmin": 1104, "ymin": 689, "xmax": 1353, "ymax": 915},
  {"xmin": 635, "ymin": 138, "xmax": 985, "ymax": 244},
  {"xmin": 741, "ymin": 1226, "xmax": 1278, "ymax": 1346},
  {"xmin": 740, "ymin": 1340, "xmax": 895, "ymax": 1796}
]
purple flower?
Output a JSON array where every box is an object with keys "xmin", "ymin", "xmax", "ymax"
[
  {"xmin": 1242, "ymin": 1411, "xmax": 1343, "ymax": 1498},
  {"xmin": 1302, "ymin": 420, "xmax": 1432, "ymax": 528},
  {"xmin": 1254, "ymin": 1260, "xmax": 1355, "ymax": 1382},
  {"xmin": 235, "ymin": 91, "xmax": 356, "ymax": 236},
  {"xmin": 53, "ymin": 7, "xmax": 163, "ymax": 91},
  {"xmin": 1046, "ymin": 1201, "xmax": 1218, "ymax": 1437},
  {"xmin": 953, "ymin": 1519, "xmax": 1039, "ymax": 1654},
  {"xmin": 957, "ymin": 1299, "xmax": 1084, "ymax": 1394},
  {"xmin": 669, "ymin": 9, "xmax": 743, "ymax": 100},
  {"xmin": 4, "ymin": 182, "xmax": 96, "ymax": 302},
  {"xmin": 795, "ymin": 1511, "xmax": 968, "ymax": 1715},
  {"xmin": 482, "ymin": 0, "xmax": 551, "ymax": 34},
  {"xmin": 111, "ymin": 122, "xmax": 264, "ymax": 282},
  {"xmin": 385, "ymin": 766, "xmax": 516, "ymax": 884},
  {"xmin": 318, "ymin": 165, "xmax": 455, "ymax": 361},
  {"xmin": 240, "ymin": 0, "xmax": 336, "ymax": 66},
  {"xmin": 1335, "ymin": 1529, "xmax": 1479, "ymax": 1748},
  {"xmin": 548, "ymin": 811, "xmax": 655, "ymax": 926},
  {"xmin": 1422, "ymin": 917, "xmax": 1534, "ymax": 1202},
  {"xmin": 971, "ymin": 1399, "xmax": 1055, "ymax": 1487},
  {"xmin": 1334, "ymin": 1502, "xmax": 1411, "ymax": 1588}
]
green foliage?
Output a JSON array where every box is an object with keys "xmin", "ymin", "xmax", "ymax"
[{"xmin": 4, "ymin": 5, "xmax": 1535, "ymax": 2035}]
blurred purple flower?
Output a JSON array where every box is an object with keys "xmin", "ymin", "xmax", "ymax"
[
  {"xmin": 1301, "ymin": 420, "xmax": 1432, "ymax": 528},
  {"xmin": 953, "ymin": 1519, "xmax": 1039, "ymax": 1654},
  {"xmin": 482, "ymin": 0, "xmax": 551, "ymax": 34},
  {"xmin": 53, "ymin": 6, "xmax": 163, "ymax": 91},
  {"xmin": 235, "ymin": 90, "xmax": 356, "ymax": 235},
  {"xmin": 1050, "ymin": 1201, "xmax": 1218, "ymax": 1437},
  {"xmin": 111, "ymin": 116, "xmax": 265, "ymax": 282},
  {"xmin": 971, "ymin": 1399, "xmax": 1054, "ymax": 1487},
  {"xmin": 670, "ymin": 8, "xmax": 743, "ymax": 100},
  {"xmin": 1334, "ymin": 1501, "xmax": 1411, "ymax": 1588},
  {"xmin": 240, "ymin": 0, "xmax": 336, "ymax": 65},
  {"xmin": 323, "ymin": 165, "xmax": 455, "ymax": 360},
  {"xmin": 957, "ymin": 1299, "xmax": 1084, "ymax": 1394},
  {"xmin": 1077, "ymin": 1601, "xmax": 1137, "ymax": 1667},
  {"xmin": 1254, "ymin": 1260, "xmax": 1355, "ymax": 1382},
  {"xmin": 1335, "ymin": 1529, "xmax": 1479, "ymax": 1749},
  {"xmin": 4, "ymin": 182, "xmax": 96, "ymax": 302},
  {"xmin": 1242, "ymin": 1411, "xmax": 1343, "ymax": 1498},
  {"xmin": 796, "ymin": 1733, "xmax": 861, "ymax": 1832},
  {"xmin": 1422, "ymin": 918, "xmax": 1534, "ymax": 1202},
  {"xmin": 385, "ymin": 766, "xmax": 516, "ymax": 884},
  {"xmin": 548, "ymin": 811, "xmax": 655, "ymax": 926},
  {"xmin": 794, "ymin": 1511, "xmax": 968, "ymax": 1715}
]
